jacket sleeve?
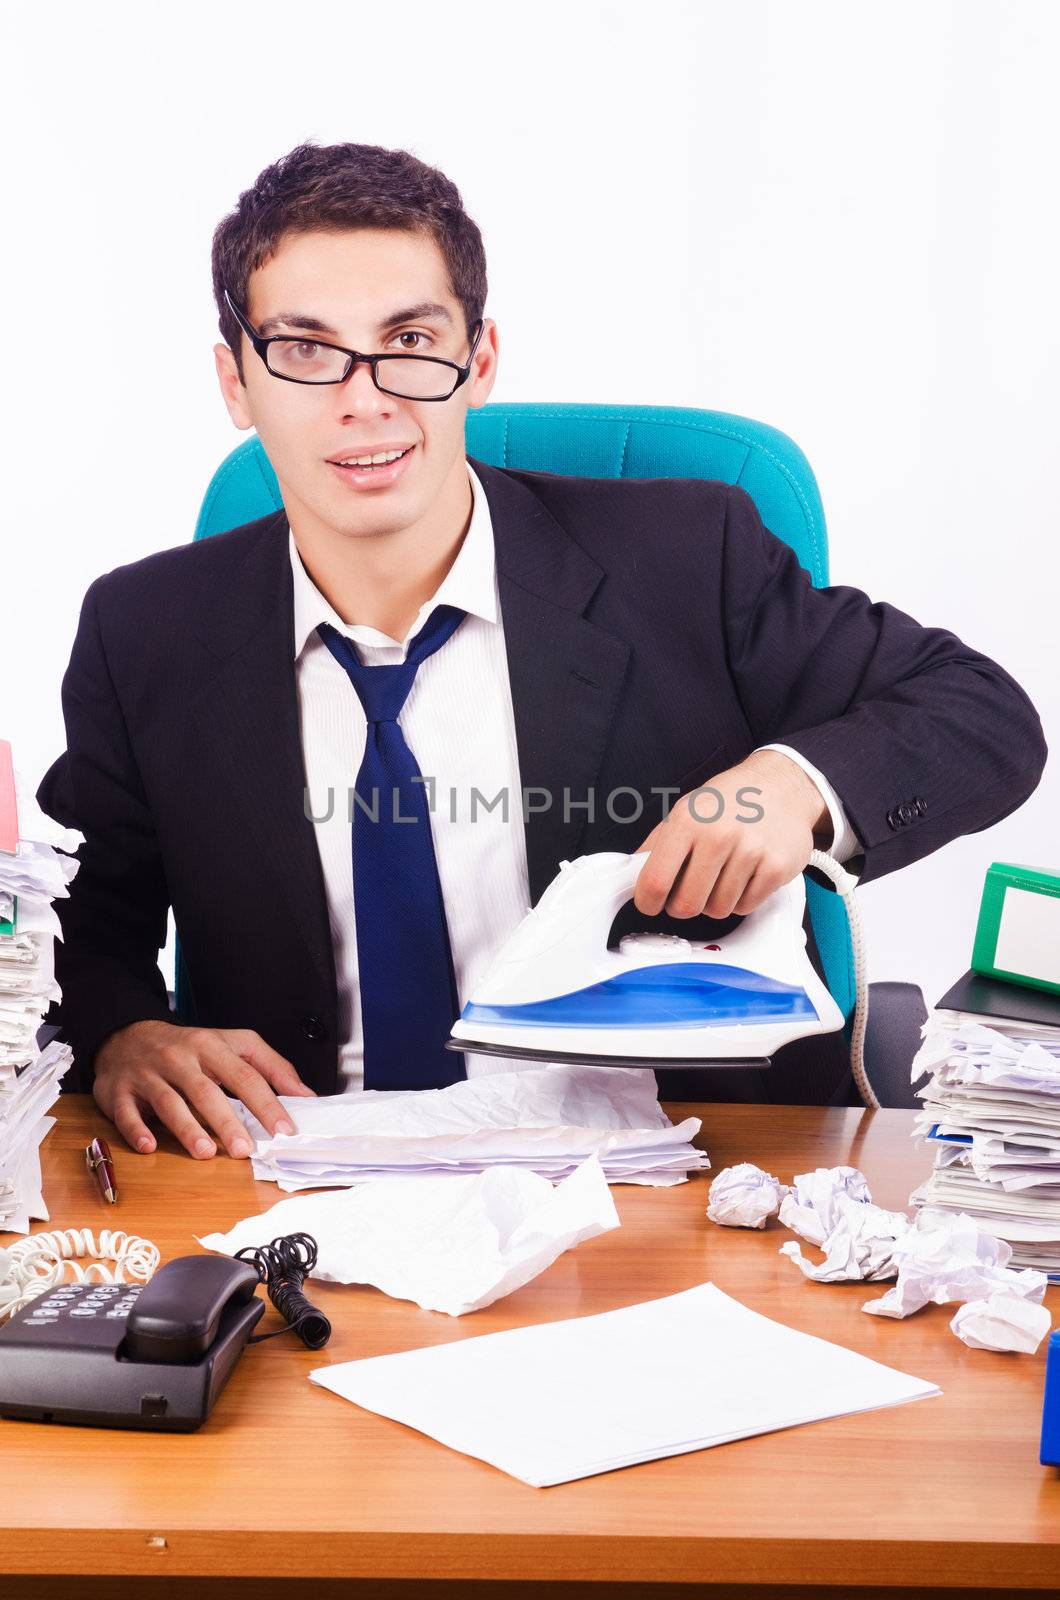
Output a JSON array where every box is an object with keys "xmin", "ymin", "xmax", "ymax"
[
  {"xmin": 36, "ymin": 576, "xmax": 174, "ymax": 1089},
  {"xmin": 720, "ymin": 484, "xmax": 1048, "ymax": 886}
]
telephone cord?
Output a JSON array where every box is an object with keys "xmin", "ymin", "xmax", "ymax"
[
  {"xmin": 0, "ymin": 1227, "xmax": 161, "ymax": 1319},
  {"xmin": 236, "ymin": 1231, "xmax": 332, "ymax": 1350}
]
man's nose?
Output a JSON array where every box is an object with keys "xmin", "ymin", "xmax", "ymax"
[{"xmin": 331, "ymin": 356, "xmax": 385, "ymax": 413}]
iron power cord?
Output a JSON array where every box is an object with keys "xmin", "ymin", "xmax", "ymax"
[{"xmin": 807, "ymin": 850, "xmax": 879, "ymax": 1110}]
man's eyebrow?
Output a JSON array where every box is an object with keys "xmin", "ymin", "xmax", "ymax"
[{"xmin": 257, "ymin": 302, "xmax": 455, "ymax": 337}]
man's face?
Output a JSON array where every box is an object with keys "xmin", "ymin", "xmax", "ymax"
[{"xmin": 214, "ymin": 227, "xmax": 497, "ymax": 543}]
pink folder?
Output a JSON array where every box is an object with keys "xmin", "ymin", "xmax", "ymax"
[{"xmin": 0, "ymin": 738, "xmax": 18, "ymax": 855}]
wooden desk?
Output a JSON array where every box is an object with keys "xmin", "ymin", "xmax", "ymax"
[{"xmin": 1, "ymin": 1095, "xmax": 1058, "ymax": 1600}]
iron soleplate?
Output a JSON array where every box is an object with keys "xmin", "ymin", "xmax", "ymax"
[{"xmin": 444, "ymin": 1037, "xmax": 770, "ymax": 1071}]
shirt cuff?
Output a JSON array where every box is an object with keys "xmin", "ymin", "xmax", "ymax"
[{"xmin": 756, "ymin": 743, "xmax": 863, "ymax": 865}]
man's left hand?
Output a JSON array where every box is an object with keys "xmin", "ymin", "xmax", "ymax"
[{"xmin": 632, "ymin": 748, "xmax": 831, "ymax": 921}]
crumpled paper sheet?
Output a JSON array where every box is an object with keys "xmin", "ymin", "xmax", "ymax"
[
  {"xmin": 770, "ymin": 1166, "xmax": 1052, "ymax": 1354},
  {"xmin": 779, "ymin": 1192, "xmax": 912, "ymax": 1284},
  {"xmin": 861, "ymin": 1209, "xmax": 1048, "ymax": 1327},
  {"xmin": 197, "ymin": 1154, "xmax": 619, "ymax": 1317},
  {"xmin": 778, "ymin": 1165, "xmax": 874, "ymax": 1245},
  {"xmin": 950, "ymin": 1292, "xmax": 1053, "ymax": 1353},
  {"xmin": 706, "ymin": 1163, "xmax": 790, "ymax": 1229}
]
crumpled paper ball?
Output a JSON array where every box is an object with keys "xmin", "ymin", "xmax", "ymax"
[
  {"xmin": 778, "ymin": 1165, "xmax": 873, "ymax": 1246},
  {"xmin": 950, "ymin": 1292, "xmax": 1053, "ymax": 1354},
  {"xmin": 706, "ymin": 1163, "xmax": 790, "ymax": 1229}
]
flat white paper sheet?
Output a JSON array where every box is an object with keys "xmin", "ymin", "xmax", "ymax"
[
  {"xmin": 197, "ymin": 1156, "xmax": 619, "ymax": 1316},
  {"xmin": 308, "ymin": 1282, "xmax": 940, "ymax": 1487}
]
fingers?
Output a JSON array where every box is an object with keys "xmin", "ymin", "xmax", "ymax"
[
  {"xmin": 635, "ymin": 779, "xmax": 745, "ymax": 915},
  {"xmin": 219, "ymin": 1029, "xmax": 316, "ymax": 1097},
  {"xmin": 199, "ymin": 1032, "xmax": 297, "ymax": 1141},
  {"xmin": 730, "ymin": 858, "xmax": 799, "ymax": 917},
  {"xmin": 128, "ymin": 1043, "xmax": 279, "ymax": 1159},
  {"xmin": 631, "ymin": 821, "xmax": 662, "ymax": 857},
  {"xmin": 634, "ymin": 830, "xmax": 789, "ymax": 922},
  {"xmin": 633, "ymin": 761, "xmax": 818, "ymax": 920},
  {"xmin": 92, "ymin": 1022, "xmax": 308, "ymax": 1160},
  {"xmin": 638, "ymin": 824, "xmax": 782, "ymax": 920},
  {"xmin": 702, "ymin": 847, "xmax": 760, "ymax": 919},
  {"xmin": 634, "ymin": 829, "xmax": 694, "ymax": 915},
  {"xmin": 142, "ymin": 1076, "xmax": 220, "ymax": 1160},
  {"xmin": 108, "ymin": 1089, "xmax": 157, "ymax": 1155}
]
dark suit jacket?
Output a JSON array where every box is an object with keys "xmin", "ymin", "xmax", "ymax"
[{"xmin": 36, "ymin": 458, "xmax": 1047, "ymax": 1102}]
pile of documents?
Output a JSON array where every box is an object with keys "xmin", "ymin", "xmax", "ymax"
[
  {"xmin": 309, "ymin": 1281, "xmax": 939, "ymax": 1487},
  {"xmin": 910, "ymin": 1009, "xmax": 1060, "ymax": 1273},
  {"xmin": 0, "ymin": 745, "xmax": 82, "ymax": 1233},
  {"xmin": 235, "ymin": 1064, "xmax": 711, "ymax": 1191}
]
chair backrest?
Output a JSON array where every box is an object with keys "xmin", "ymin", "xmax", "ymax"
[{"xmin": 186, "ymin": 402, "xmax": 853, "ymax": 1025}]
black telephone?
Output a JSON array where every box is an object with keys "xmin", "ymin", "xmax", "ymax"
[{"xmin": 0, "ymin": 1256, "xmax": 265, "ymax": 1432}]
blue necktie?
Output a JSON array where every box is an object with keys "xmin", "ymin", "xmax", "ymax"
[{"xmin": 317, "ymin": 606, "xmax": 468, "ymax": 1090}]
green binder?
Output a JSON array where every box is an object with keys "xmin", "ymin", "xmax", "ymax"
[{"xmin": 971, "ymin": 862, "xmax": 1060, "ymax": 997}]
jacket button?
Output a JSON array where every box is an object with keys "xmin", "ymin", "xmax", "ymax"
[
  {"xmin": 300, "ymin": 1015, "xmax": 327, "ymax": 1040},
  {"xmin": 897, "ymin": 801, "xmax": 915, "ymax": 825},
  {"xmin": 886, "ymin": 808, "xmax": 900, "ymax": 831},
  {"xmin": 913, "ymin": 795, "xmax": 928, "ymax": 815}
]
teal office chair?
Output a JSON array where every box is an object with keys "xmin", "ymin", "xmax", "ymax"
[{"xmin": 180, "ymin": 403, "xmax": 926, "ymax": 1107}]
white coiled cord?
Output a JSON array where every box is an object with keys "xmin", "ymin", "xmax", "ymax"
[
  {"xmin": 0, "ymin": 1227, "xmax": 161, "ymax": 1320},
  {"xmin": 807, "ymin": 850, "xmax": 879, "ymax": 1110}
]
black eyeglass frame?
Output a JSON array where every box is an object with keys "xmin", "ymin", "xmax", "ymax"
[{"xmin": 223, "ymin": 288, "xmax": 484, "ymax": 400}]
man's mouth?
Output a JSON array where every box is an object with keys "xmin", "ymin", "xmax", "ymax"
[
  {"xmin": 331, "ymin": 446, "xmax": 413, "ymax": 470},
  {"xmin": 327, "ymin": 444, "xmax": 416, "ymax": 488}
]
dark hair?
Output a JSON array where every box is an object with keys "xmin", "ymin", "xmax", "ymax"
[{"xmin": 211, "ymin": 140, "xmax": 488, "ymax": 384}]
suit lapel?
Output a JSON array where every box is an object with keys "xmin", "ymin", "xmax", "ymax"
[
  {"xmin": 189, "ymin": 511, "xmax": 337, "ymax": 996},
  {"xmin": 469, "ymin": 458, "xmax": 631, "ymax": 905}
]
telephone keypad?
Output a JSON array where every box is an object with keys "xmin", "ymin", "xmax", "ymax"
[{"xmin": 21, "ymin": 1282, "xmax": 143, "ymax": 1328}]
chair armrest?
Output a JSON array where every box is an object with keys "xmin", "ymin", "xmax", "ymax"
[{"xmin": 863, "ymin": 981, "xmax": 928, "ymax": 1109}]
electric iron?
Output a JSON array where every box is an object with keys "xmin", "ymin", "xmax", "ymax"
[{"xmin": 447, "ymin": 850, "xmax": 854, "ymax": 1073}]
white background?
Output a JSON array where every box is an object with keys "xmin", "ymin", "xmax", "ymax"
[{"xmin": 2, "ymin": 0, "xmax": 1056, "ymax": 1012}]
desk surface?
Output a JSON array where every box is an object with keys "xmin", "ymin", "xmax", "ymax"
[{"xmin": 1, "ymin": 1095, "xmax": 1059, "ymax": 1594}]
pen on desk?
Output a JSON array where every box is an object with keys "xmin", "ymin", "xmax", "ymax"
[{"xmin": 85, "ymin": 1135, "xmax": 118, "ymax": 1204}]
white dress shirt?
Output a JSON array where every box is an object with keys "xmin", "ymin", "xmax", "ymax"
[{"xmin": 290, "ymin": 465, "xmax": 861, "ymax": 1092}]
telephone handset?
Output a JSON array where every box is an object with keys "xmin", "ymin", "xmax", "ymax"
[
  {"xmin": 125, "ymin": 1255, "xmax": 260, "ymax": 1363},
  {"xmin": 0, "ymin": 1255, "xmax": 265, "ymax": 1431}
]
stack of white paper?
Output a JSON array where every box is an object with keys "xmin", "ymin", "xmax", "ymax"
[
  {"xmin": 910, "ymin": 1010, "xmax": 1060, "ymax": 1272},
  {"xmin": 0, "ymin": 765, "xmax": 82, "ymax": 1233},
  {"xmin": 234, "ymin": 1065, "xmax": 710, "ymax": 1191},
  {"xmin": 309, "ymin": 1282, "xmax": 940, "ymax": 1487}
]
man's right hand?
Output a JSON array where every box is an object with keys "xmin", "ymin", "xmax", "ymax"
[{"xmin": 92, "ymin": 1020, "xmax": 317, "ymax": 1159}]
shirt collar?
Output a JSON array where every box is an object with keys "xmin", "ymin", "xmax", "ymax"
[{"xmin": 290, "ymin": 462, "xmax": 499, "ymax": 660}]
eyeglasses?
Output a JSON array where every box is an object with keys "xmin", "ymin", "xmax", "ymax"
[{"xmin": 224, "ymin": 288, "xmax": 484, "ymax": 401}]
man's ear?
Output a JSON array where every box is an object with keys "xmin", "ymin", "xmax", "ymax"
[
  {"xmin": 214, "ymin": 342, "xmax": 254, "ymax": 430},
  {"xmin": 466, "ymin": 318, "xmax": 499, "ymax": 411}
]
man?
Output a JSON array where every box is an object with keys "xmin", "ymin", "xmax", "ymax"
[{"xmin": 37, "ymin": 141, "xmax": 1047, "ymax": 1159}]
